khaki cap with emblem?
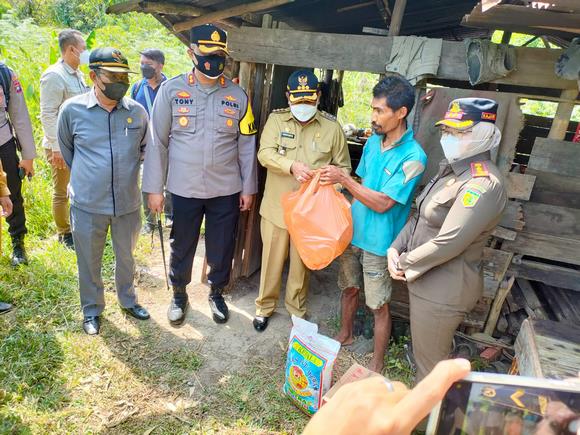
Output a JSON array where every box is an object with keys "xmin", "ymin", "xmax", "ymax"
[{"xmin": 89, "ymin": 47, "xmax": 137, "ymax": 73}]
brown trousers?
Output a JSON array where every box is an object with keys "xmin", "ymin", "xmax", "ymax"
[
  {"xmin": 409, "ymin": 292, "xmax": 467, "ymax": 382},
  {"xmin": 45, "ymin": 149, "xmax": 71, "ymax": 235}
]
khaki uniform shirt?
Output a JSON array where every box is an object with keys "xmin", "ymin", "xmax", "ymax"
[
  {"xmin": 258, "ymin": 108, "xmax": 351, "ymax": 229},
  {"xmin": 142, "ymin": 72, "xmax": 258, "ymax": 198},
  {"xmin": 0, "ymin": 66, "xmax": 36, "ymax": 159},
  {"xmin": 0, "ymin": 161, "xmax": 9, "ymax": 197},
  {"xmin": 391, "ymin": 152, "xmax": 506, "ymax": 310},
  {"xmin": 40, "ymin": 59, "xmax": 89, "ymax": 151}
]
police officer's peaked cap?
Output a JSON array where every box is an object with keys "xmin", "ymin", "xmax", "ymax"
[
  {"xmin": 190, "ymin": 24, "xmax": 229, "ymax": 55},
  {"xmin": 436, "ymin": 98, "xmax": 498, "ymax": 131},
  {"xmin": 89, "ymin": 47, "xmax": 136, "ymax": 73},
  {"xmin": 287, "ymin": 70, "xmax": 319, "ymax": 104}
]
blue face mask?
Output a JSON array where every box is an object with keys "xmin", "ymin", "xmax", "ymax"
[
  {"xmin": 440, "ymin": 133, "xmax": 463, "ymax": 162},
  {"xmin": 193, "ymin": 53, "xmax": 225, "ymax": 79}
]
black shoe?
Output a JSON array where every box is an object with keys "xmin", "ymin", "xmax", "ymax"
[
  {"xmin": 208, "ymin": 287, "xmax": 229, "ymax": 324},
  {"xmin": 253, "ymin": 316, "xmax": 269, "ymax": 332},
  {"xmin": 83, "ymin": 316, "xmax": 100, "ymax": 335},
  {"xmin": 10, "ymin": 236, "xmax": 28, "ymax": 267},
  {"xmin": 59, "ymin": 232, "xmax": 74, "ymax": 249},
  {"xmin": 0, "ymin": 301, "xmax": 13, "ymax": 315},
  {"xmin": 167, "ymin": 286, "xmax": 188, "ymax": 325},
  {"xmin": 121, "ymin": 304, "xmax": 150, "ymax": 320}
]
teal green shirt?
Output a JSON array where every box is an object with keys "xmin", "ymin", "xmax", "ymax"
[{"xmin": 351, "ymin": 128, "xmax": 427, "ymax": 256}]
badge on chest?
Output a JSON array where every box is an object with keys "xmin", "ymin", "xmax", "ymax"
[{"xmin": 278, "ymin": 131, "xmax": 295, "ymax": 155}]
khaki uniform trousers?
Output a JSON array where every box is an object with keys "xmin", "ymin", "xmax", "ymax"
[
  {"xmin": 255, "ymin": 217, "xmax": 309, "ymax": 317},
  {"xmin": 409, "ymin": 292, "xmax": 467, "ymax": 382},
  {"xmin": 45, "ymin": 149, "xmax": 71, "ymax": 235}
]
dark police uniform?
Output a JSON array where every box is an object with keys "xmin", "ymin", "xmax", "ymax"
[
  {"xmin": 0, "ymin": 62, "xmax": 36, "ymax": 265},
  {"xmin": 142, "ymin": 24, "xmax": 257, "ymax": 325},
  {"xmin": 391, "ymin": 99, "xmax": 507, "ymax": 381}
]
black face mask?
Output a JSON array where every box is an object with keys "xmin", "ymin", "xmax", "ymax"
[
  {"xmin": 193, "ymin": 53, "xmax": 225, "ymax": 79},
  {"xmin": 96, "ymin": 76, "xmax": 130, "ymax": 101},
  {"xmin": 140, "ymin": 64, "xmax": 156, "ymax": 80}
]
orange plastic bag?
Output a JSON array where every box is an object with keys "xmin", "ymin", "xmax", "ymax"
[{"xmin": 282, "ymin": 172, "xmax": 353, "ymax": 270}]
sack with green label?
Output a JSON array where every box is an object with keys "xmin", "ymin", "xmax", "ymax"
[{"xmin": 283, "ymin": 315, "xmax": 340, "ymax": 415}]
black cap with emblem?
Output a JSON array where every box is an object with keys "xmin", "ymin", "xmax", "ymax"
[
  {"xmin": 190, "ymin": 24, "xmax": 229, "ymax": 55},
  {"xmin": 436, "ymin": 98, "xmax": 498, "ymax": 131},
  {"xmin": 89, "ymin": 47, "xmax": 136, "ymax": 73},
  {"xmin": 287, "ymin": 69, "xmax": 319, "ymax": 104}
]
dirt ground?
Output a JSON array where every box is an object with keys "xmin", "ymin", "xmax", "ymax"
[{"xmin": 135, "ymin": 232, "xmax": 345, "ymax": 385}]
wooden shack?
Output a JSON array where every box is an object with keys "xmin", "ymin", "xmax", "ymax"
[{"xmin": 108, "ymin": 0, "xmax": 580, "ymax": 377}]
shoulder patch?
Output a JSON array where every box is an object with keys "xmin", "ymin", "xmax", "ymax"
[
  {"xmin": 320, "ymin": 110, "xmax": 337, "ymax": 121},
  {"xmin": 462, "ymin": 188, "xmax": 482, "ymax": 208},
  {"xmin": 402, "ymin": 160, "xmax": 425, "ymax": 184},
  {"xmin": 470, "ymin": 161, "xmax": 490, "ymax": 178},
  {"xmin": 239, "ymin": 102, "xmax": 257, "ymax": 135},
  {"xmin": 272, "ymin": 107, "xmax": 290, "ymax": 113}
]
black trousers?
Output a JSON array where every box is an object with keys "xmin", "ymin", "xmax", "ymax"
[
  {"xmin": 0, "ymin": 138, "xmax": 26, "ymax": 239},
  {"xmin": 169, "ymin": 192, "xmax": 240, "ymax": 289}
]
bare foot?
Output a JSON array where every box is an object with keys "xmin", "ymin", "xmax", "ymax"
[
  {"xmin": 368, "ymin": 357, "xmax": 385, "ymax": 374},
  {"xmin": 335, "ymin": 330, "xmax": 355, "ymax": 346}
]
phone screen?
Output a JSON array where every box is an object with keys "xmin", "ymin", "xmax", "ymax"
[{"xmin": 434, "ymin": 381, "xmax": 580, "ymax": 435}]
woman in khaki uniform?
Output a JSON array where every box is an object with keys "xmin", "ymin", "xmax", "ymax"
[
  {"xmin": 388, "ymin": 98, "xmax": 507, "ymax": 381},
  {"xmin": 0, "ymin": 160, "xmax": 14, "ymax": 313}
]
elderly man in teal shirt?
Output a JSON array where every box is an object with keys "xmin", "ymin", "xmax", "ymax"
[{"xmin": 321, "ymin": 75, "xmax": 427, "ymax": 373}]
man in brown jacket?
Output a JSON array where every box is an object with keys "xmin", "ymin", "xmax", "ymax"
[{"xmin": 0, "ymin": 160, "xmax": 14, "ymax": 314}]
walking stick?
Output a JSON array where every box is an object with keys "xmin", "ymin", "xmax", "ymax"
[{"xmin": 156, "ymin": 213, "xmax": 170, "ymax": 291}]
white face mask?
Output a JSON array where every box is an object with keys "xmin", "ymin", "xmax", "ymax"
[
  {"xmin": 440, "ymin": 133, "xmax": 465, "ymax": 163},
  {"xmin": 290, "ymin": 103, "xmax": 317, "ymax": 122},
  {"xmin": 78, "ymin": 49, "xmax": 90, "ymax": 65}
]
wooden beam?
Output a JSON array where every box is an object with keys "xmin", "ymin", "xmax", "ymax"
[
  {"xmin": 510, "ymin": 259, "xmax": 580, "ymax": 292},
  {"xmin": 548, "ymin": 89, "xmax": 578, "ymax": 140},
  {"xmin": 227, "ymin": 27, "xmax": 578, "ymax": 90},
  {"xmin": 107, "ymin": 0, "xmax": 141, "ymax": 14},
  {"xmin": 151, "ymin": 13, "xmax": 189, "ymax": 45},
  {"xmin": 173, "ymin": 0, "xmax": 294, "ymax": 32},
  {"xmin": 528, "ymin": 137, "xmax": 580, "ymax": 178},
  {"xmin": 463, "ymin": 4, "xmax": 580, "ymax": 35},
  {"xmin": 141, "ymin": 2, "xmax": 204, "ymax": 16},
  {"xmin": 388, "ymin": 0, "xmax": 407, "ymax": 37},
  {"xmin": 484, "ymin": 275, "xmax": 515, "ymax": 335}
]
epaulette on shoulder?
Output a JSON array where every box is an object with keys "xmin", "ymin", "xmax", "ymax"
[
  {"xmin": 470, "ymin": 161, "xmax": 491, "ymax": 178},
  {"xmin": 272, "ymin": 107, "xmax": 290, "ymax": 113},
  {"xmin": 320, "ymin": 110, "xmax": 337, "ymax": 122},
  {"xmin": 167, "ymin": 74, "xmax": 184, "ymax": 83}
]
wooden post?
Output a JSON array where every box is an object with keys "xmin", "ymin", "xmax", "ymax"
[
  {"xmin": 548, "ymin": 89, "xmax": 578, "ymax": 140},
  {"xmin": 388, "ymin": 0, "xmax": 407, "ymax": 37},
  {"xmin": 484, "ymin": 275, "xmax": 516, "ymax": 335}
]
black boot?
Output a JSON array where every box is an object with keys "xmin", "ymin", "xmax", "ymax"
[
  {"xmin": 11, "ymin": 235, "xmax": 28, "ymax": 267},
  {"xmin": 0, "ymin": 301, "xmax": 13, "ymax": 315},
  {"xmin": 208, "ymin": 286, "xmax": 229, "ymax": 324},
  {"xmin": 59, "ymin": 232, "xmax": 74, "ymax": 249},
  {"xmin": 167, "ymin": 286, "xmax": 188, "ymax": 326}
]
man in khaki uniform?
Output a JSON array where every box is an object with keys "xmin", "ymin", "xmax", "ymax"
[
  {"xmin": 0, "ymin": 160, "xmax": 14, "ymax": 313},
  {"xmin": 388, "ymin": 98, "xmax": 507, "ymax": 381},
  {"xmin": 40, "ymin": 29, "xmax": 89, "ymax": 248},
  {"xmin": 253, "ymin": 70, "xmax": 351, "ymax": 332}
]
